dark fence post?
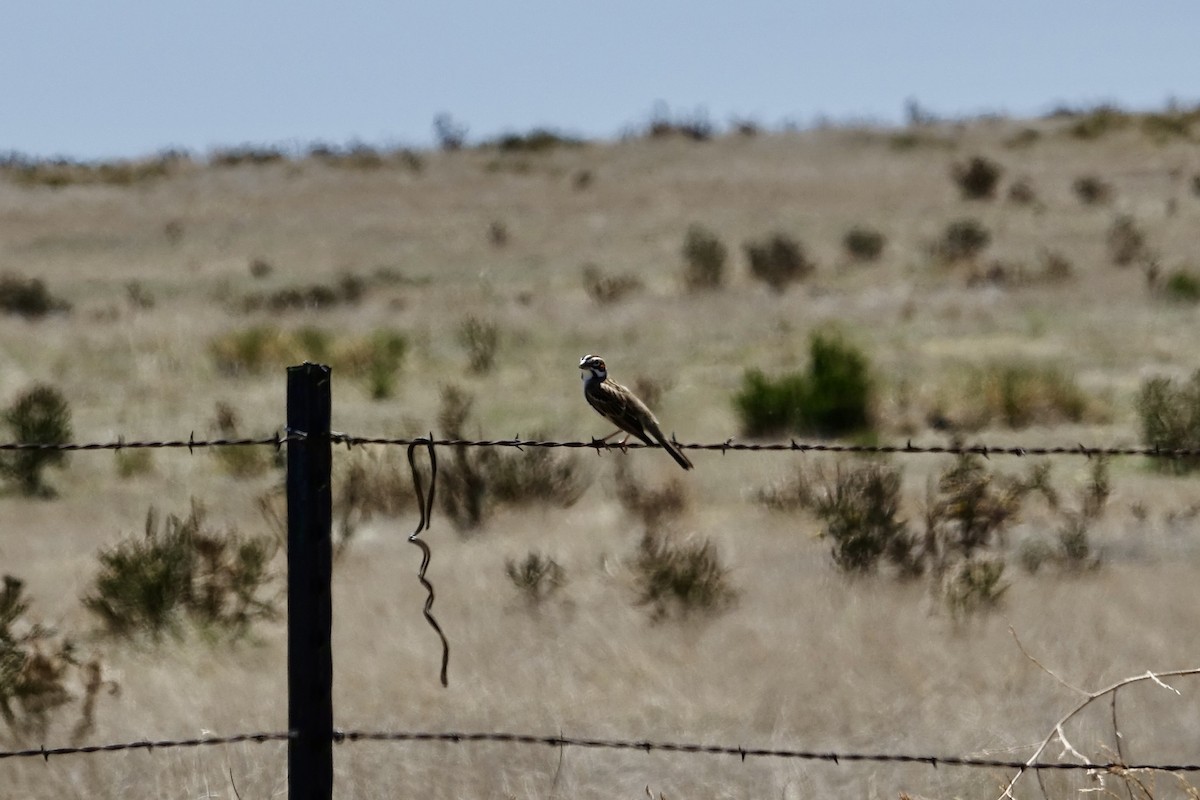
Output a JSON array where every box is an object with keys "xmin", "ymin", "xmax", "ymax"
[{"xmin": 287, "ymin": 363, "xmax": 333, "ymax": 800}]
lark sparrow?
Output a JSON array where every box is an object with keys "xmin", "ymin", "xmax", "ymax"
[{"xmin": 579, "ymin": 354, "xmax": 693, "ymax": 470}]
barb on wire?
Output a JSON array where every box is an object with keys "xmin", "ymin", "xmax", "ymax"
[
  {"xmin": 406, "ymin": 436, "xmax": 449, "ymax": 688},
  {"xmin": 326, "ymin": 435, "xmax": 1200, "ymax": 461},
  {"xmin": 0, "ymin": 731, "xmax": 292, "ymax": 761},
  {"xmin": 329, "ymin": 729, "xmax": 1200, "ymax": 773}
]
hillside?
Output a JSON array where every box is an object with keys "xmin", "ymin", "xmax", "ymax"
[{"xmin": 3, "ymin": 108, "xmax": 1200, "ymax": 799}]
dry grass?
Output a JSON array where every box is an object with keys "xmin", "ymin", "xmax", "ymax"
[{"xmin": 3, "ymin": 113, "xmax": 1200, "ymax": 798}]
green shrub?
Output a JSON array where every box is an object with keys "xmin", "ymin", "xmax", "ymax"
[
  {"xmin": 209, "ymin": 325, "xmax": 296, "ymax": 375},
  {"xmin": 1, "ymin": 385, "xmax": 72, "ymax": 497},
  {"xmin": 489, "ymin": 128, "xmax": 582, "ymax": 153},
  {"xmin": 82, "ymin": 502, "xmax": 277, "ymax": 640},
  {"xmin": 842, "ymin": 226, "xmax": 885, "ymax": 262},
  {"xmin": 814, "ymin": 463, "xmax": 918, "ymax": 575},
  {"xmin": 631, "ymin": 533, "xmax": 737, "ymax": 621},
  {"xmin": 1160, "ymin": 270, "xmax": 1200, "ymax": 303},
  {"xmin": 114, "ymin": 448, "xmax": 154, "ymax": 479},
  {"xmin": 582, "ymin": 264, "xmax": 644, "ymax": 305},
  {"xmin": 744, "ymin": 233, "xmax": 814, "ymax": 292},
  {"xmin": 933, "ymin": 218, "xmax": 991, "ymax": 262},
  {"xmin": 339, "ymin": 329, "xmax": 407, "ymax": 399},
  {"xmin": 1137, "ymin": 371, "xmax": 1200, "ymax": 473},
  {"xmin": 952, "ymin": 156, "xmax": 1003, "ymax": 200},
  {"xmin": 734, "ymin": 369, "xmax": 808, "ymax": 437},
  {"xmin": 210, "ymin": 145, "xmax": 286, "ymax": 167},
  {"xmin": 505, "ymin": 552, "xmax": 566, "ymax": 606},
  {"xmin": 802, "ymin": 334, "xmax": 874, "ymax": 435},
  {"xmin": 457, "ymin": 316, "xmax": 499, "ymax": 374},
  {"xmin": 681, "ymin": 224, "xmax": 727, "ymax": 290},
  {"xmin": 734, "ymin": 333, "xmax": 874, "ymax": 438},
  {"xmin": 0, "ymin": 275, "xmax": 71, "ymax": 319}
]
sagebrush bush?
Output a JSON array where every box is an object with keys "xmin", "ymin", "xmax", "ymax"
[
  {"xmin": 330, "ymin": 447, "xmax": 413, "ymax": 552},
  {"xmin": 952, "ymin": 156, "xmax": 1003, "ymax": 200},
  {"xmin": 82, "ymin": 502, "xmax": 277, "ymax": 640},
  {"xmin": 842, "ymin": 226, "xmax": 885, "ymax": 262},
  {"xmin": 1006, "ymin": 178, "xmax": 1038, "ymax": 205},
  {"xmin": 505, "ymin": 552, "xmax": 566, "ymax": 607},
  {"xmin": 613, "ymin": 460, "xmax": 689, "ymax": 530},
  {"xmin": 0, "ymin": 275, "xmax": 71, "ymax": 319},
  {"xmin": 681, "ymin": 224, "xmax": 727, "ymax": 290},
  {"xmin": 479, "ymin": 441, "xmax": 590, "ymax": 508},
  {"xmin": 239, "ymin": 273, "xmax": 365, "ymax": 313},
  {"xmin": 927, "ymin": 454, "xmax": 1028, "ymax": 558},
  {"xmin": 1107, "ymin": 215, "xmax": 1148, "ymax": 266},
  {"xmin": 0, "ymin": 575, "xmax": 103, "ymax": 742},
  {"xmin": 1137, "ymin": 371, "xmax": 1200, "ymax": 473},
  {"xmin": 734, "ymin": 333, "xmax": 874, "ymax": 438},
  {"xmin": 1, "ymin": 385, "xmax": 72, "ymax": 497},
  {"xmin": 744, "ymin": 233, "xmax": 814, "ymax": 292},
  {"xmin": 582, "ymin": 264, "xmax": 644, "ymax": 305},
  {"xmin": 433, "ymin": 113, "xmax": 468, "ymax": 150},
  {"xmin": 933, "ymin": 218, "xmax": 991, "ymax": 262},
  {"xmin": 814, "ymin": 462, "xmax": 919, "ymax": 575},
  {"xmin": 631, "ymin": 533, "xmax": 737, "ymax": 621},
  {"xmin": 1073, "ymin": 175, "xmax": 1113, "ymax": 205},
  {"xmin": 971, "ymin": 363, "xmax": 1089, "ymax": 429},
  {"xmin": 458, "ymin": 316, "xmax": 500, "ymax": 374},
  {"xmin": 436, "ymin": 388, "xmax": 589, "ymax": 530},
  {"xmin": 943, "ymin": 557, "xmax": 1008, "ymax": 617}
]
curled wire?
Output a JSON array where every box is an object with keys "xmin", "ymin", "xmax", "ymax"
[{"xmin": 407, "ymin": 437, "xmax": 449, "ymax": 687}]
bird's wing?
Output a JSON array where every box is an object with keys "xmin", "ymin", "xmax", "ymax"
[{"xmin": 588, "ymin": 381, "xmax": 654, "ymax": 445}]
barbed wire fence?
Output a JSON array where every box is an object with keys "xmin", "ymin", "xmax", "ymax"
[{"xmin": 3, "ymin": 363, "xmax": 1200, "ymax": 800}]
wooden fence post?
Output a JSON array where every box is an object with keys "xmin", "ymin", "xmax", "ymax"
[{"xmin": 287, "ymin": 363, "xmax": 333, "ymax": 800}]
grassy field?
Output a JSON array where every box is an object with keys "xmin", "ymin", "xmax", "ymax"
[{"xmin": 3, "ymin": 109, "xmax": 1200, "ymax": 798}]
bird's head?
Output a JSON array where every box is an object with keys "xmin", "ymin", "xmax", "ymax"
[{"xmin": 579, "ymin": 354, "xmax": 607, "ymax": 380}]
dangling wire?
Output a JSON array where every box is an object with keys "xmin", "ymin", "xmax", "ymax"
[{"xmin": 407, "ymin": 437, "xmax": 448, "ymax": 687}]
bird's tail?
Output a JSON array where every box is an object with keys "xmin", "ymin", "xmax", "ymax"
[{"xmin": 656, "ymin": 434, "xmax": 693, "ymax": 470}]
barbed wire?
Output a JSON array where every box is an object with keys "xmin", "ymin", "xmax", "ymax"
[
  {"xmin": 1, "ymin": 430, "xmax": 1197, "ymax": 461},
  {"xmin": 4, "ymin": 728, "xmax": 1199, "ymax": 773},
  {"xmin": 0, "ymin": 731, "xmax": 293, "ymax": 761},
  {"xmin": 331, "ymin": 434, "xmax": 1200, "ymax": 461},
  {"xmin": 0, "ymin": 433, "xmax": 297, "ymax": 453}
]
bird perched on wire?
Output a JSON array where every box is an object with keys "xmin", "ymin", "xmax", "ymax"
[{"xmin": 578, "ymin": 354, "xmax": 693, "ymax": 470}]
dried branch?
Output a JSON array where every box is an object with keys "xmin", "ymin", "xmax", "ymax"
[{"xmin": 998, "ymin": 660, "xmax": 1200, "ymax": 800}]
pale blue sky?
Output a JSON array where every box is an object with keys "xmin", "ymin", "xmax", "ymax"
[{"xmin": 3, "ymin": 1, "xmax": 1197, "ymax": 160}]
